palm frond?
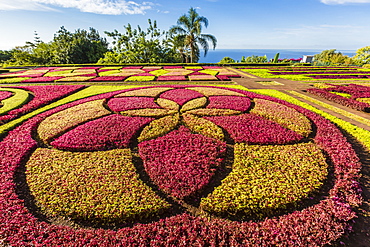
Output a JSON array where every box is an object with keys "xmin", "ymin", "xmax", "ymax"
[{"xmin": 200, "ymin": 34, "xmax": 217, "ymax": 49}]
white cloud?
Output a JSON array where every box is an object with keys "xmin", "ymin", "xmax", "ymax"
[
  {"xmin": 0, "ymin": 0, "xmax": 57, "ymax": 11},
  {"xmin": 0, "ymin": 0, "xmax": 153, "ymax": 15},
  {"xmin": 321, "ymin": 0, "xmax": 370, "ymax": 4},
  {"xmin": 272, "ymin": 24, "xmax": 370, "ymax": 49}
]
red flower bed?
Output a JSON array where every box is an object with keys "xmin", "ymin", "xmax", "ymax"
[
  {"xmin": 135, "ymin": 72, "xmax": 156, "ymax": 76},
  {"xmin": 156, "ymin": 76, "xmax": 187, "ymax": 81},
  {"xmin": 216, "ymin": 75, "xmax": 232, "ymax": 81},
  {"xmin": 163, "ymin": 66, "xmax": 183, "ymax": 69},
  {"xmin": 0, "ymin": 85, "xmax": 84, "ymax": 123},
  {"xmin": 122, "ymin": 66, "xmax": 143, "ymax": 69},
  {"xmin": 160, "ymin": 88, "xmax": 203, "ymax": 106},
  {"xmin": 0, "ymin": 66, "xmax": 242, "ymax": 82},
  {"xmin": 307, "ymin": 85, "xmax": 370, "ymax": 112},
  {"xmin": 0, "ymin": 91, "xmax": 13, "ymax": 101},
  {"xmin": 0, "ymin": 85, "xmax": 362, "ymax": 246},
  {"xmin": 188, "ymin": 72, "xmax": 209, "ymax": 76},
  {"xmin": 207, "ymin": 96, "xmax": 251, "ymax": 112},
  {"xmin": 51, "ymin": 114, "xmax": 154, "ymax": 151},
  {"xmin": 139, "ymin": 126, "xmax": 226, "ymax": 198},
  {"xmin": 17, "ymin": 73, "xmax": 45, "ymax": 78},
  {"xmin": 75, "ymin": 66, "xmax": 102, "ymax": 70},
  {"xmin": 90, "ymin": 76, "xmax": 128, "ymax": 81},
  {"xmin": 205, "ymin": 114, "xmax": 303, "ymax": 144},
  {"xmin": 107, "ymin": 97, "xmax": 161, "ymax": 112}
]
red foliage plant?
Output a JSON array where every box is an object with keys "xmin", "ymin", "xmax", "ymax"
[{"xmin": 0, "ymin": 85, "xmax": 362, "ymax": 246}]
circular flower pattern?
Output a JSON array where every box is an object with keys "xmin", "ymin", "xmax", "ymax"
[{"xmin": 0, "ymin": 85, "xmax": 362, "ymax": 246}]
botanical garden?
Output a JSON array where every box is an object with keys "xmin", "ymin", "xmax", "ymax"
[{"xmin": 1, "ymin": 7, "xmax": 370, "ymax": 247}]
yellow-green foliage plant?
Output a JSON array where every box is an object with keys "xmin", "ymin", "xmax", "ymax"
[
  {"xmin": 0, "ymin": 88, "xmax": 30, "ymax": 116},
  {"xmin": 201, "ymin": 143, "xmax": 328, "ymax": 218},
  {"xmin": 251, "ymin": 89, "xmax": 370, "ymax": 150}
]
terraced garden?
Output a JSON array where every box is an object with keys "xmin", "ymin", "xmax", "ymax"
[
  {"xmin": 0, "ymin": 66, "xmax": 240, "ymax": 84},
  {"xmin": 0, "ymin": 65, "xmax": 369, "ymax": 246},
  {"xmin": 239, "ymin": 66, "xmax": 370, "ymax": 82}
]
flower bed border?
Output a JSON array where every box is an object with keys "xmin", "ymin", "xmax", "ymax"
[{"xmin": 0, "ymin": 85, "xmax": 362, "ymax": 246}]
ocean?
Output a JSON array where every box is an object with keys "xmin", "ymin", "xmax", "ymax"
[{"xmin": 198, "ymin": 49, "xmax": 357, "ymax": 63}]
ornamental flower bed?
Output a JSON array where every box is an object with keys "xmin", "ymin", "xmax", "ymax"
[
  {"xmin": 307, "ymin": 84, "xmax": 370, "ymax": 112},
  {"xmin": 0, "ymin": 66, "xmax": 242, "ymax": 83},
  {"xmin": 0, "ymin": 85, "xmax": 85, "ymax": 124},
  {"xmin": 0, "ymin": 85, "xmax": 362, "ymax": 246},
  {"xmin": 239, "ymin": 66, "xmax": 370, "ymax": 82},
  {"xmin": 0, "ymin": 91, "xmax": 13, "ymax": 101}
]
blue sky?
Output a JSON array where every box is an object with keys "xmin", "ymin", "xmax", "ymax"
[{"xmin": 0, "ymin": 0, "xmax": 370, "ymax": 51}]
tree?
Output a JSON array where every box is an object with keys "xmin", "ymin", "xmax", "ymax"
[
  {"xmin": 99, "ymin": 19, "xmax": 179, "ymax": 64},
  {"xmin": 6, "ymin": 27, "xmax": 108, "ymax": 65},
  {"xmin": 169, "ymin": 7, "xmax": 217, "ymax": 63},
  {"xmin": 166, "ymin": 33, "xmax": 190, "ymax": 63},
  {"xmin": 353, "ymin": 46, "xmax": 370, "ymax": 65},
  {"xmin": 0, "ymin": 50, "xmax": 13, "ymax": 63},
  {"xmin": 218, "ymin": 57, "xmax": 235, "ymax": 64},
  {"xmin": 51, "ymin": 27, "xmax": 108, "ymax": 64},
  {"xmin": 313, "ymin": 49, "xmax": 355, "ymax": 66},
  {"xmin": 240, "ymin": 55, "xmax": 268, "ymax": 63}
]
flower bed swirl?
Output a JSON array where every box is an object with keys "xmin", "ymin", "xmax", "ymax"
[
  {"xmin": 0, "ymin": 85, "xmax": 362, "ymax": 246},
  {"xmin": 307, "ymin": 84, "xmax": 370, "ymax": 112},
  {"xmin": 239, "ymin": 66, "xmax": 370, "ymax": 82},
  {"xmin": 0, "ymin": 85, "xmax": 84, "ymax": 124},
  {"xmin": 0, "ymin": 66, "xmax": 241, "ymax": 83},
  {"xmin": 0, "ymin": 91, "xmax": 13, "ymax": 101}
]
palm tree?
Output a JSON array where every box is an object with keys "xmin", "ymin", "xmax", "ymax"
[{"xmin": 169, "ymin": 7, "xmax": 217, "ymax": 63}]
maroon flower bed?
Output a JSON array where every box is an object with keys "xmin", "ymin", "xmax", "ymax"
[
  {"xmin": 21, "ymin": 76, "xmax": 64, "ymax": 83},
  {"xmin": 224, "ymin": 74, "xmax": 241, "ymax": 78},
  {"xmin": 90, "ymin": 76, "xmax": 128, "ymax": 81},
  {"xmin": 107, "ymin": 97, "xmax": 161, "ymax": 112},
  {"xmin": 156, "ymin": 76, "xmax": 187, "ymax": 81},
  {"xmin": 309, "ymin": 75, "xmax": 368, "ymax": 79},
  {"xmin": 188, "ymin": 72, "xmax": 209, "ymax": 76},
  {"xmin": 202, "ymin": 66, "xmax": 222, "ymax": 69},
  {"xmin": 205, "ymin": 114, "xmax": 303, "ymax": 144},
  {"xmin": 330, "ymin": 84, "xmax": 370, "ymax": 98},
  {"xmin": 75, "ymin": 67, "xmax": 102, "ymax": 70},
  {"xmin": 307, "ymin": 85, "xmax": 370, "ymax": 112},
  {"xmin": 139, "ymin": 126, "xmax": 226, "ymax": 199},
  {"xmin": 216, "ymin": 75, "xmax": 232, "ymax": 81},
  {"xmin": 1, "ymin": 66, "xmax": 242, "ymax": 82},
  {"xmin": 18, "ymin": 73, "xmax": 46, "ymax": 78},
  {"xmin": 122, "ymin": 66, "xmax": 143, "ymax": 69},
  {"xmin": 0, "ymin": 85, "xmax": 85, "ymax": 123},
  {"xmin": 76, "ymin": 73, "xmax": 97, "ymax": 77},
  {"xmin": 51, "ymin": 114, "xmax": 153, "ymax": 151},
  {"xmin": 0, "ymin": 91, "xmax": 13, "ymax": 101},
  {"xmin": 207, "ymin": 96, "xmax": 251, "ymax": 112},
  {"xmin": 0, "ymin": 85, "xmax": 362, "ymax": 246},
  {"xmin": 160, "ymin": 88, "xmax": 203, "ymax": 106},
  {"xmin": 135, "ymin": 73, "xmax": 156, "ymax": 76},
  {"xmin": 271, "ymin": 71, "xmax": 370, "ymax": 75},
  {"xmin": 163, "ymin": 66, "xmax": 183, "ymax": 69}
]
